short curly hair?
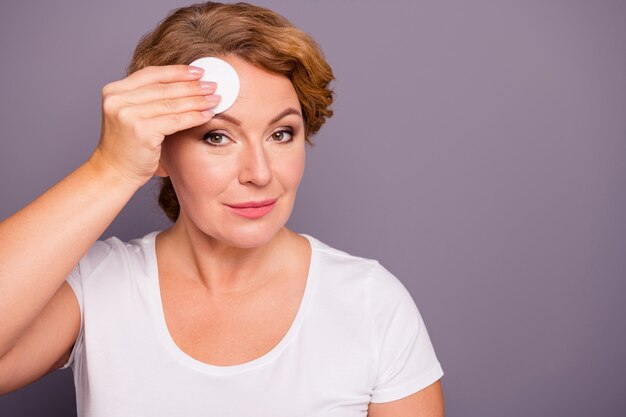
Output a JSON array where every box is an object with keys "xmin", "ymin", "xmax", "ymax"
[{"xmin": 126, "ymin": 1, "xmax": 335, "ymax": 222}]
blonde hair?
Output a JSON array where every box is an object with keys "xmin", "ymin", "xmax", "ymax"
[{"xmin": 126, "ymin": 1, "xmax": 335, "ymax": 222}]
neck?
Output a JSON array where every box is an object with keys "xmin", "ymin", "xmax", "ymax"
[{"xmin": 157, "ymin": 215, "xmax": 293, "ymax": 297}]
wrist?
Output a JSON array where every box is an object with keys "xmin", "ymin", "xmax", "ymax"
[{"xmin": 85, "ymin": 149, "xmax": 147, "ymax": 190}]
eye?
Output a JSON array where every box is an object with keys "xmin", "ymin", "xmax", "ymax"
[
  {"xmin": 202, "ymin": 132, "xmax": 232, "ymax": 147},
  {"xmin": 271, "ymin": 129, "xmax": 295, "ymax": 144},
  {"xmin": 202, "ymin": 128, "xmax": 295, "ymax": 147}
]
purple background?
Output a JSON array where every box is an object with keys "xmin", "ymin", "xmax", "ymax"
[{"xmin": 1, "ymin": 0, "xmax": 625, "ymax": 415}]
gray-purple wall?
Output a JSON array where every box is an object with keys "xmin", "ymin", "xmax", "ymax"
[{"xmin": 1, "ymin": 1, "xmax": 625, "ymax": 416}]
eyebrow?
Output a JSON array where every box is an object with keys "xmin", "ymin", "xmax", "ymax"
[{"xmin": 211, "ymin": 107, "xmax": 302, "ymax": 126}]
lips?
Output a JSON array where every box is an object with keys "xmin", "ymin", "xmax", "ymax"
[{"xmin": 225, "ymin": 198, "xmax": 277, "ymax": 208}]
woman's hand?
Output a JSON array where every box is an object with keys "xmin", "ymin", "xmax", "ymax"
[{"xmin": 88, "ymin": 64, "xmax": 221, "ymax": 186}]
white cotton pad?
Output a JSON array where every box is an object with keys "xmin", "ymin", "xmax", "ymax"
[{"xmin": 189, "ymin": 57, "xmax": 240, "ymax": 114}]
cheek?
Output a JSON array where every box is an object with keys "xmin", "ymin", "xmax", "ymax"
[
  {"xmin": 165, "ymin": 144, "xmax": 237, "ymax": 206},
  {"xmin": 275, "ymin": 148, "xmax": 306, "ymax": 189},
  {"xmin": 177, "ymin": 156, "xmax": 237, "ymax": 198}
]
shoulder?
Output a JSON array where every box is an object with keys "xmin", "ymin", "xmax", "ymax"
[
  {"xmin": 74, "ymin": 230, "xmax": 160, "ymax": 283},
  {"xmin": 305, "ymin": 234, "xmax": 434, "ymax": 355},
  {"xmin": 306, "ymin": 233, "xmax": 411, "ymax": 309},
  {"xmin": 306, "ymin": 233, "xmax": 380, "ymax": 285}
]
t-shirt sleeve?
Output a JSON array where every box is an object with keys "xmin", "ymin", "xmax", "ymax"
[
  {"xmin": 59, "ymin": 239, "xmax": 113, "ymax": 370},
  {"xmin": 369, "ymin": 261, "xmax": 444, "ymax": 403}
]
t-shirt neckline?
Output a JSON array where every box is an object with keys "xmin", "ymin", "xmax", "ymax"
[{"xmin": 145, "ymin": 230, "xmax": 319, "ymax": 375}]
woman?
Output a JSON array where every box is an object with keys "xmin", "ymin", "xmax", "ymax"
[{"xmin": 0, "ymin": 1, "xmax": 444, "ymax": 415}]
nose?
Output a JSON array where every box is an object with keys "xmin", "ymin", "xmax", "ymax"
[{"xmin": 237, "ymin": 140, "xmax": 272, "ymax": 186}]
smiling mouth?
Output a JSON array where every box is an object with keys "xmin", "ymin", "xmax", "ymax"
[
  {"xmin": 225, "ymin": 199, "xmax": 277, "ymax": 219},
  {"xmin": 224, "ymin": 198, "xmax": 278, "ymax": 208}
]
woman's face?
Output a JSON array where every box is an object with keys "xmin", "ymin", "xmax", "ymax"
[{"xmin": 158, "ymin": 54, "xmax": 306, "ymax": 248}]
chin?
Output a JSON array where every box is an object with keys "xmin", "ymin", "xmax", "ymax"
[
  {"xmin": 222, "ymin": 231, "xmax": 276, "ymax": 249},
  {"xmin": 215, "ymin": 221, "xmax": 286, "ymax": 249}
]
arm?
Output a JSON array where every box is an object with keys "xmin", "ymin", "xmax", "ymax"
[
  {"xmin": 0, "ymin": 156, "xmax": 141, "ymax": 358},
  {"xmin": 0, "ymin": 281, "xmax": 82, "ymax": 394},
  {"xmin": 0, "ymin": 64, "xmax": 219, "ymax": 364}
]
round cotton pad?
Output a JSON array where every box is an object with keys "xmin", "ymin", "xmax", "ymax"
[{"xmin": 189, "ymin": 57, "xmax": 240, "ymax": 114}]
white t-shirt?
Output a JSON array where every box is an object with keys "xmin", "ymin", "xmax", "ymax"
[{"xmin": 62, "ymin": 231, "xmax": 444, "ymax": 417}]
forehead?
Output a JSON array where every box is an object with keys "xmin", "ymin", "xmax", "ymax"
[{"xmin": 221, "ymin": 54, "xmax": 299, "ymax": 109}]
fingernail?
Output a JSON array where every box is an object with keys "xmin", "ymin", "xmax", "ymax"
[
  {"xmin": 201, "ymin": 110, "xmax": 214, "ymax": 118},
  {"xmin": 188, "ymin": 66, "xmax": 204, "ymax": 75},
  {"xmin": 204, "ymin": 94, "xmax": 221, "ymax": 102},
  {"xmin": 200, "ymin": 81, "xmax": 217, "ymax": 91}
]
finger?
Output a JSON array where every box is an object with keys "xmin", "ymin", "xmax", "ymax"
[
  {"xmin": 103, "ymin": 64, "xmax": 204, "ymax": 95},
  {"xmin": 150, "ymin": 109, "xmax": 216, "ymax": 137},
  {"xmin": 126, "ymin": 94, "xmax": 221, "ymax": 119},
  {"xmin": 122, "ymin": 80, "xmax": 217, "ymax": 105}
]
